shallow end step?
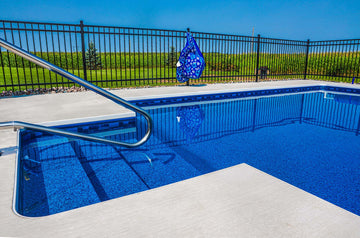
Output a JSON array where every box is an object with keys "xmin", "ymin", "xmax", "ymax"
[{"xmin": 6, "ymin": 163, "xmax": 360, "ymax": 238}]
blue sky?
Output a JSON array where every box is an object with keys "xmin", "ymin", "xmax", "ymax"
[{"xmin": 1, "ymin": 0, "xmax": 359, "ymax": 41}]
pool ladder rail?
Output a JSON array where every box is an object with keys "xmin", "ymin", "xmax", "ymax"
[{"xmin": 0, "ymin": 38, "xmax": 153, "ymax": 148}]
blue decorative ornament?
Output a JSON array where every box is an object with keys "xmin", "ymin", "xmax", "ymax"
[{"xmin": 176, "ymin": 33, "xmax": 206, "ymax": 83}]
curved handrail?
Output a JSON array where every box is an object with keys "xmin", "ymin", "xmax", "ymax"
[{"xmin": 0, "ymin": 38, "xmax": 153, "ymax": 148}]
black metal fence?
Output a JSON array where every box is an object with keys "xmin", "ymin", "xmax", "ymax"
[
  {"xmin": 308, "ymin": 39, "xmax": 360, "ymax": 82},
  {"xmin": 0, "ymin": 20, "xmax": 360, "ymax": 93}
]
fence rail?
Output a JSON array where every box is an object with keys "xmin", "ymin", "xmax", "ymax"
[{"xmin": 1, "ymin": 20, "xmax": 360, "ymax": 93}]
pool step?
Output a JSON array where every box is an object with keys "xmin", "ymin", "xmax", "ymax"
[
  {"xmin": 20, "ymin": 116, "xmax": 139, "ymax": 151},
  {"xmin": 69, "ymin": 139, "xmax": 149, "ymax": 200},
  {"xmin": 119, "ymin": 136, "xmax": 202, "ymax": 189},
  {"xmin": 18, "ymin": 115, "xmax": 201, "ymax": 216},
  {"xmin": 19, "ymin": 135, "xmax": 151, "ymax": 216},
  {"xmin": 20, "ymin": 138, "xmax": 101, "ymax": 216}
]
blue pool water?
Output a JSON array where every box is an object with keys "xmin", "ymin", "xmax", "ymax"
[{"xmin": 17, "ymin": 86, "xmax": 360, "ymax": 217}]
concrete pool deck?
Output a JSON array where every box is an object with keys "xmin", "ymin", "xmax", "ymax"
[{"xmin": 1, "ymin": 80, "xmax": 360, "ymax": 237}]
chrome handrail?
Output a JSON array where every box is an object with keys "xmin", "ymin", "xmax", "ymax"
[{"xmin": 0, "ymin": 38, "xmax": 153, "ymax": 148}]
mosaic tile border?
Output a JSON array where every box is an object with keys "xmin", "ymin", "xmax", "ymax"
[
  {"xmin": 130, "ymin": 86, "xmax": 321, "ymax": 107},
  {"xmin": 130, "ymin": 86, "xmax": 360, "ymax": 107}
]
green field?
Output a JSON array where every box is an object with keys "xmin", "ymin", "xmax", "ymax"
[{"xmin": 1, "ymin": 51, "xmax": 359, "ymax": 91}]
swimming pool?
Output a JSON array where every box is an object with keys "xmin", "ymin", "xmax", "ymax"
[{"xmin": 16, "ymin": 86, "xmax": 360, "ymax": 217}]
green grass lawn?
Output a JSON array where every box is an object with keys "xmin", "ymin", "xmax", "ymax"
[
  {"xmin": 0, "ymin": 67, "xmax": 177, "ymax": 91},
  {"xmin": 1, "ymin": 64, "xmax": 356, "ymax": 92},
  {"xmin": 0, "ymin": 66, "xmax": 264, "ymax": 91}
]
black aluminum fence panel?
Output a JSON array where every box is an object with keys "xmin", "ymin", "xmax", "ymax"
[
  {"xmin": 81, "ymin": 25, "xmax": 187, "ymax": 87},
  {"xmin": 308, "ymin": 39, "xmax": 360, "ymax": 83},
  {"xmin": 258, "ymin": 37, "xmax": 308, "ymax": 80},
  {"xmin": 0, "ymin": 20, "xmax": 83, "ymax": 91},
  {"xmin": 191, "ymin": 32, "xmax": 257, "ymax": 83},
  {"xmin": 1, "ymin": 20, "xmax": 359, "ymax": 93}
]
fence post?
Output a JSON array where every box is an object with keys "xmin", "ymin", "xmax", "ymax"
[
  {"xmin": 186, "ymin": 27, "xmax": 190, "ymax": 86},
  {"xmin": 255, "ymin": 34, "xmax": 260, "ymax": 82},
  {"xmin": 80, "ymin": 20, "xmax": 88, "ymax": 81},
  {"xmin": 304, "ymin": 39, "xmax": 310, "ymax": 80}
]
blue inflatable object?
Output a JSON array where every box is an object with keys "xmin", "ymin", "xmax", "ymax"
[{"xmin": 176, "ymin": 33, "xmax": 205, "ymax": 83}]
